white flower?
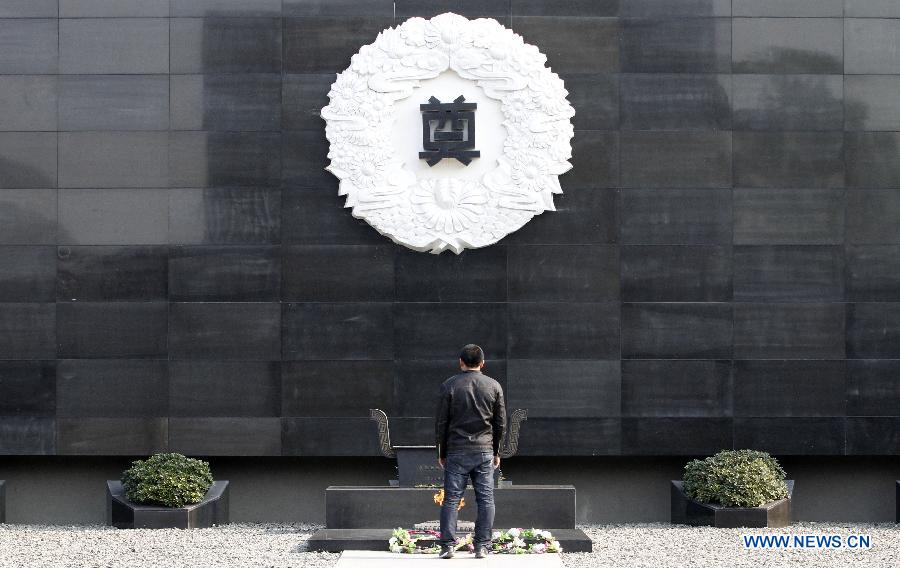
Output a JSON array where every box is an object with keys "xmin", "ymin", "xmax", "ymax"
[
  {"xmin": 548, "ymin": 540, "xmax": 561, "ymax": 552},
  {"xmin": 510, "ymin": 154, "xmax": 550, "ymax": 193},
  {"xmin": 507, "ymin": 528, "xmax": 520, "ymax": 538},
  {"xmin": 512, "ymin": 537, "xmax": 526, "ymax": 548},
  {"xmin": 492, "ymin": 531, "xmax": 501, "ymax": 540},
  {"xmin": 411, "ymin": 179, "xmax": 487, "ymax": 234},
  {"xmin": 532, "ymin": 543, "xmax": 546, "ymax": 553},
  {"xmin": 539, "ymin": 530, "xmax": 553, "ymax": 540},
  {"xmin": 346, "ymin": 151, "xmax": 387, "ymax": 189}
]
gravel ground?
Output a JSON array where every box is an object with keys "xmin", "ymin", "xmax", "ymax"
[{"xmin": 0, "ymin": 522, "xmax": 896, "ymax": 567}]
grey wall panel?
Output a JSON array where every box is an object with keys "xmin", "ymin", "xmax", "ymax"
[
  {"xmin": 733, "ymin": 303, "xmax": 845, "ymax": 359},
  {"xmin": 168, "ymin": 188, "xmax": 281, "ymax": 245},
  {"xmin": 844, "ymin": 75, "xmax": 900, "ymax": 131},
  {"xmin": 57, "ymin": 246, "xmax": 168, "ymax": 301},
  {"xmin": 168, "ymin": 302, "xmax": 281, "ymax": 360},
  {"xmin": 512, "ymin": 17, "xmax": 619, "ymax": 74},
  {"xmin": 507, "ymin": 360, "xmax": 620, "ymax": 418},
  {"xmin": 58, "ymin": 132, "xmax": 168, "ymax": 189},
  {"xmin": 844, "ymin": 0, "xmax": 900, "ymax": 18},
  {"xmin": 283, "ymin": 302, "xmax": 393, "ymax": 360},
  {"xmin": 847, "ymin": 360, "xmax": 900, "ymax": 417},
  {"xmin": 282, "ymin": 17, "xmax": 388, "ymax": 73},
  {"xmin": 0, "ymin": 189, "xmax": 56, "ymax": 245},
  {"xmin": 564, "ymin": 131, "xmax": 619, "ymax": 190},
  {"xmin": 0, "ymin": 19, "xmax": 58, "ymax": 74},
  {"xmin": 732, "ymin": 246, "xmax": 845, "ymax": 302},
  {"xmin": 282, "ymin": 360, "xmax": 393, "ymax": 417},
  {"xmin": 282, "ymin": 417, "xmax": 381, "ymax": 456},
  {"xmin": 561, "ymin": 74, "xmax": 619, "ymax": 131},
  {"xmin": 0, "ymin": 246, "xmax": 56, "ymax": 302},
  {"xmin": 282, "ymin": 74, "xmax": 332, "ymax": 131},
  {"xmin": 621, "ymin": 245, "xmax": 731, "ymax": 302},
  {"xmin": 393, "ymin": 359, "xmax": 507, "ymax": 418},
  {"xmin": 845, "ymin": 132, "xmax": 900, "ymax": 189},
  {"xmin": 0, "ymin": 76, "xmax": 57, "ymax": 131},
  {"xmin": 509, "ymin": 303, "xmax": 619, "ymax": 359},
  {"xmin": 57, "ymin": 418, "xmax": 166, "ymax": 455},
  {"xmin": 59, "ymin": 75, "xmax": 168, "ymax": 131},
  {"xmin": 619, "ymin": 0, "xmax": 731, "ymax": 17},
  {"xmin": 846, "ymin": 418, "xmax": 900, "ymax": 455},
  {"xmin": 505, "ymin": 189, "xmax": 618, "ymax": 245},
  {"xmin": 620, "ymin": 18, "xmax": 731, "ymax": 73},
  {"xmin": 56, "ymin": 302, "xmax": 168, "ymax": 359},
  {"xmin": 171, "ymin": 74, "xmax": 281, "ymax": 132},
  {"xmin": 847, "ymin": 190, "xmax": 900, "ymax": 244},
  {"xmin": 621, "ymin": 360, "xmax": 731, "ymax": 417},
  {"xmin": 619, "ymin": 189, "xmax": 732, "ymax": 245},
  {"xmin": 847, "ymin": 245, "xmax": 900, "ymax": 301},
  {"xmin": 621, "ymin": 418, "xmax": 732, "ymax": 455},
  {"xmin": 733, "ymin": 189, "xmax": 845, "ymax": 245},
  {"xmin": 170, "ymin": 360, "xmax": 281, "ymax": 417},
  {"xmin": 169, "ymin": 417, "xmax": 281, "ymax": 456},
  {"xmin": 56, "ymin": 359, "xmax": 168, "ymax": 418},
  {"xmin": 0, "ymin": 1, "xmax": 58, "ymax": 18},
  {"xmin": 171, "ymin": 17, "xmax": 282, "ymax": 73},
  {"xmin": 732, "ymin": 360, "xmax": 846, "ymax": 417},
  {"xmin": 60, "ymin": 0, "xmax": 169, "ymax": 18},
  {"xmin": 508, "ymin": 245, "xmax": 619, "ymax": 302},
  {"xmin": 171, "ymin": 0, "xmax": 282, "ymax": 18},
  {"xmin": 620, "ymin": 74, "xmax": 731, "ymax": 131},
  {"xmin": 169, "ymin": 246, "xmax": 280, "ymax": 302},
  {"xmin": 733, "ymin": 18, "xmax": 842, "ymax": 74},
  {"xmin": 170, "ymin": 131, "xmax": 282, "ymax": 188},
  {"xmin": 59, "ymin": 18, "xmax": 168, "ymax": 74},
  {"xmin": 732, "ymin": 74, "xmax": 843, "ymax": 131},
  {"xmin": 0, "ymin": 417, "xmax": 55, "ymax": 454},
  {"xmin": 847, "ymin": 302, "xmax": 900, "ymax": 359},
  {"xmin": 733, "ymin": 132, "xmax": 844, "ymax": 188},
  {"xmin": 845, "ymin": 19, "xmax": 900, "ymax": 74},
  {"xmin": 0, "ymin": 133, "xmax": 57, "ymax": 188},
  {"xmin": 734, "ymin": 0, "xmax": 843, "ymax": 17},
  {"xmin": 0, "ymin": 361, "xmax": 55, "ymax": 416},
  {"xmin": 733, "ymin": 418, "xmax": 845, "ymax": 455},
  {"xmin": 395, "ymin": 302, "xmax": 505, "ymax": 359},
  {"xmin": 621, "ymin": 303, "xmax": 732, "ymax": 359},
  {"xmin": 518, "ymin": 417, "xmax": 621, "ymax": 455},
  {"xmin": 621, "ymin": 131, "xmax": 732, "ymax": 188},
  {"xmin": 284, "ymin": 245, "xmax": 394, "ymax": 302},
  {"xmin": 0, "ymin": 303, "xmax": 55, "ymax": 359},
  {"xmin": 58, "ymin": 188, "xmax": 168, "ymax": 245}
]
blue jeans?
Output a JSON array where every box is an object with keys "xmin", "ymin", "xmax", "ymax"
[{"xmin": 440, "ymin": 451, "xmax": 495, "ymax": 549}]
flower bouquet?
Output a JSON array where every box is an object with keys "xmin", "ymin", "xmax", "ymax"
[{"xmin": 388, "ymin": 527, "xmax": 562, "ymax": 554}]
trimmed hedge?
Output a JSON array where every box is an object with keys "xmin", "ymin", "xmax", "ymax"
[
  {"xmin": 683, "ymin": 449, "xmax": 788, "ymax": 508},
  {"xmin": 122, "ymin": 453, "xmax": 214, "ymax": 508}
]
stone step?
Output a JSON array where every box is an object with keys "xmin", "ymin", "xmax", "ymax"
[
  {"xmin": 334, "ymin": 550, "xmax": 564, "ymax": 567},
  {"xmin": 308, "ymin": 528, "xmax": 592, "ymax": 553}
]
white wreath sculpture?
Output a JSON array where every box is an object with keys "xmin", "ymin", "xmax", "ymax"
[{"xmin": 321, "ymin": 13, "xmax": 575, "ymax": 254}]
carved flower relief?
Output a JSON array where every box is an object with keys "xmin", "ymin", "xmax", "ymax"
[
  {"xmin": 424, "ymin": 14, "xmax": 473, "ymax": 51},
  {"xmin": 411, "ymin": 179, "xmax": 487, "ymax": 234},
  {"xmin": 345, "ymin": 151, "xmax": 388, "ymax": 189},
  {"xmin": 503, "ymin": 90, "xmax": 537, "ymax": 123},
  {"xmin": 510, "ymin": 153, "xmax": 551, "ymax": 193}
]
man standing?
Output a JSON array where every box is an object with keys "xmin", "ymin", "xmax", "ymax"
[{"xmin": 435, "ymin": 344, "xmax": 507, "ymax": 559}]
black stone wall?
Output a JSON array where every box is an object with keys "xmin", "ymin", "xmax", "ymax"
[{"xmin": 1, "ymin": 0, "xmax": 899, "ymax": 458}]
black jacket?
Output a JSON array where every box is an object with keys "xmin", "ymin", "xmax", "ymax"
[{"xmin": 435, "ymin": 370, "xmax": 506, "ymax": 459}]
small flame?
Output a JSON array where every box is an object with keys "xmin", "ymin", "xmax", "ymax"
[{"xmin": 433, "ymin": 489, "xmax": 465, "ymax": 511}]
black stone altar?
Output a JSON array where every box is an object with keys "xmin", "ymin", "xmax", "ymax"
[
  {"xmin": 670, "ymin": 480, "xmax": 794, "ymax": 528},
  {"xmin": 307, "ymin": 408, "xmax": 592, "ymax": 552},
  {"xmin": 107, "ymin": 480, "xmax": 230, "ymax": 529}
]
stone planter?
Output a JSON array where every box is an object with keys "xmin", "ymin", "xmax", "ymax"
[
  {"xmin": 671, "ymin": 480, "xmax": 794, "ymax": 528},
  {"xmin": 0, "ymin": 480, "xmax": 5, "ymax": 523},
  {"xmin": 107, "ymin": 480, "xmax": 229, "ymax": 529}
]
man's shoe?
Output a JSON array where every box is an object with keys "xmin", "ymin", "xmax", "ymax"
[
  {"xmin": 474, "ymin": 546, "xmax": 488, "ymax": 559},
  {"xmin": 439, "ymin": 546, "xmax": 454, "ymax": 559}
]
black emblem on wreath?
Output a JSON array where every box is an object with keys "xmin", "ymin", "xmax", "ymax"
[{"xmin": 419, "ymin": 95, "xmax": 480, "ymax": 166}]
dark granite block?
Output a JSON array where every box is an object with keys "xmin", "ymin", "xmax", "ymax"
[
  {"xmin": 171, "ymin": 74, "xmax": 281, "ymax": 132},
  {"xmin": 733, "ymin": 417, "xmax": 844, "ymax": 455},
  {"xmin": 169, "ymin": 417, "xmax": 281, "ymax": 456},
  {"xmin": 282, "ymin": 74, "xmax": 332, "ymax": 131},
  {"xmin": 508, "ymin": 245, "xmax": 619, "ymax": 302},
  {"xmin": 169, "ymin": 246, "xmax": 280, "ymax": 301},
  {"xmin": 107, "ymin": 480, "xmax": 229, "ymax": 530},
  {"xmin": 59, "ymin": 189, "xmax": 168, "ymax": 245},
  {"xmin": 847, "ymin": 360, "xmax": 900, "ymax": 417},
  {"xmin": 395, "ymin": 246, "xmax": 505, "ymax": 302},
  {"xmin": 561, "ymin": 131, "xmax": 619, "ymax": 190},
  {"xmin": 0, "ymin": 303, "xmax": 55, "ymax": 359},
  {"xmin": 504, "ymin": 189, "xmax": 617, "ymax": 245},
  {"xmin": 847, "ymin": 303, "xmax": 900, "ymax": 359},
  {"xmin": 169, "ymin": 188, "xmax": 281, "ymax": 245},
  {"xmin": 56, "ymin": 359, "xmax": 168, "ymax": 418},
  {"xmin": 0, "ymin": 76, "xmax": 57, "ymax": 131},
  {"xmin": 734, "ymin": 0, "xmax": 841, "ymax": 16},
  {"xmin": 282, "ymin": 417, "xmax": 381, "ymax": 456},
  {"xmin": 58, "ymin": 132, "xmax": 168, "ymax": 189},
  {"xmin": 59, "ymin": 75, "xmax": 169, "ymax": 131},
  {"xmin": 0, "ymin": 361, "xmax": 55, "ymax": 416},
  {"xmin": 308, "ymin": 528, "xmax": 593, "ymax": 553},
  {"xmin": 847, "ymin": 190, "xmax": 900, "ymax": 244},
  {"xmin": 283, "ymin": 245, "xmax": 394, "ymax": 302},
  {"xmin": 283, "ymin": 360, "xmax": 393, "ymax": 417},
  {"xmin": 57, "ymin": 246, "xmax": 168, "ymax": 301},
  {"xmin": 620, "ymin": 189, "xmax": 731, "ymax": 245},
  {"xmin": 170, "ymin": 361, "xmax": 280, "ymax": 417},
  {"xmin": 170, "ymin": 132, "xmax": 282, "ymax": 188},
  {"xmin": 285, "ymin": 0, "xmax": 393, "ymax": 17},
  {"xmin": 846, "ymin": 418, "xmax": 900, "ymax": 455},
  {"xmin": 732, "ymin": 74, "xmax": 843, "ymax": 131},
  {"xmin": 0, "ymin": 417, "xmax": 55, "ymax": 455},
  {"xmin": 845, "ymin": 19, "xmax": 900, "ymax": 74},
  {"xmin": 0, "ymin": 246, "xmax": 56, "ymax": 302},
  {"xmin": 845, "ymin": 76, "xmax": 900, "ymax": 131},
  {"xmin": 733, "ymin": 360, "xmax": 846, "ymax": 417},
  {"xmin": 60, "ymin": 0, "xmax": 169, "ymax": 17},
  {"xmin": 845, "ymin": 133, "xmax": 900, "ymax": 189},
  {"xmin": 0, "ymin": 19, "xmax": 58, "ymax": 74},
  {"xmin": 57, "ymin": 418, "xmax": 167, "ymax": 455},
  {"xmin": 0, "ymin": 0, "xmax": 58, "ymax": 17},
  {"xmin": 620, "ymin": 18, "xmax": 731, "ymax": 73},
  {"xmin": 733, "ymin": 189, "xmax": 845, "ymax": 245},
  {"xmin": 171, "ymin": 0, "xmax": 282, "ymax": 17},
  {"xmin": 846, "ymin": 245, "xmax": 900, "ymax": 302},
  {"xmin": 57, "ymin": 302, "xmax": 167, "ymax": 359},
  {"xmin": 395, "ymin": 303, "xmax": 506, "ymax": 359},
  {"xmin": 733, "ymin": 303, "xmax": 845, "ymax": 360},
  {"xmin": 509, "ymin": 303, "xmax": 619, "ymax": 360},
  {"xmin": 733, "ymin": 18, "xmax": 842, "ymax": 74},
  {"xmin": 518, "ymin": 418, "xmax": 621, "ymax": 455},
  {"xmin": 170, "ymin": 17, "xmax": 282, "ymax": 73},
  {"xmin": 622, "ymin": 417, "xmax": 732, "ymax": 455},
  {"xmin": 621, "ymin": 74, "xmax": 731, "ymax": 131},
  {"xmin": 59, "ymin": 18, "xmax": 168, "ymax": 74},
  {"xmin": 620, "ymin": 0, "xmax": 731, "ymax": 16},
  {"xmin": 671, "ymin": 480, "xmax": 793, "ymax": 528},
  {"xmin": 621, "ymin": 303, "xmax": 732, "ymax": 359},
  {"xmin": 561, "ymin": 74, "xmax": 619, "ymax": 131},
  {"xmin": 621, "ymin": 360, "xmax": 731, "ymax": 417},
  {"xmin": 169, "ymin": 302, "xmax": 281, "ymax": 360},
  {"xmin": 281, "ymin": 130, "xmax": 333, "ymax": 189},
  {"xmin": 733, "ymin": 246, "xmax": 844, "ymax": 301},
  {"xmin": 845, "ymin": 0, "xmax": 900, "ymax": 17},
  {"xmin": 621, "ymin": 245, "xmax": 732, "ymax": 302},
  {"xmin": 733, "ymin": 132, "xmax": 844, "ymax": 189},
  {"xmin": 393, "ymin": 359, "xmax": 506, "ymax": 417},
  {"xmin": 511, "ymin": 17, "xmax": 618, "ymax": 74},
  {"xmin": 507, "ymin": 360, "xmax": 620, "ymax": 418},
  {"xmin": 0, "ymin": 189, "xmax": 56, "ymax": 245},
  {"xmin": 512, "ymin": 0, "xmax": 618, "ymax": 16},
  {"xmin": 0, "ymin": 132, "xmax": 57, "ymax": 189},
  {"xmin": 283, "ymin": 17, "xmax": 390, "ymax": 73},
  {"xmin": 621, "ymin": 132, "xmax": 732, "ymax": 189},
  {"xmin": 325, "ymin": 485, "xmax": 577, "ymax": 529},
  {"xmin": 283, "ymin": 302, "xmax": 393, "ymax": 360},
  {"xmin": 281, "ymin": 190, "xmax": 383, "ymax": 245},
  {"xmin": 395, "ymin": 0, "xmax": 510, "ymax": 19}
]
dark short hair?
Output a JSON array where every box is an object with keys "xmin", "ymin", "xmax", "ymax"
[{"xmin": 459, "ymin": 344, "xmax": 484, "ymax": 368}]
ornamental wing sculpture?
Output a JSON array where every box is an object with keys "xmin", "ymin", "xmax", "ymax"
[
  {"xmin": 498, "ymin": 408, "xmax": 528, "ymax": 459},
  {"xmin": 369, "ymin": 408, "xmax": 395, "ymax": 458}
]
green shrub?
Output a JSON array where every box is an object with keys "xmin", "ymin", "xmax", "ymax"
[
  {"xmin": 122, "ymin": 453, "xmax": 214, "ymax": 508},
  {"xmin": 683, "ymin": 449, "xmax": 788, "ymax": 507}
]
